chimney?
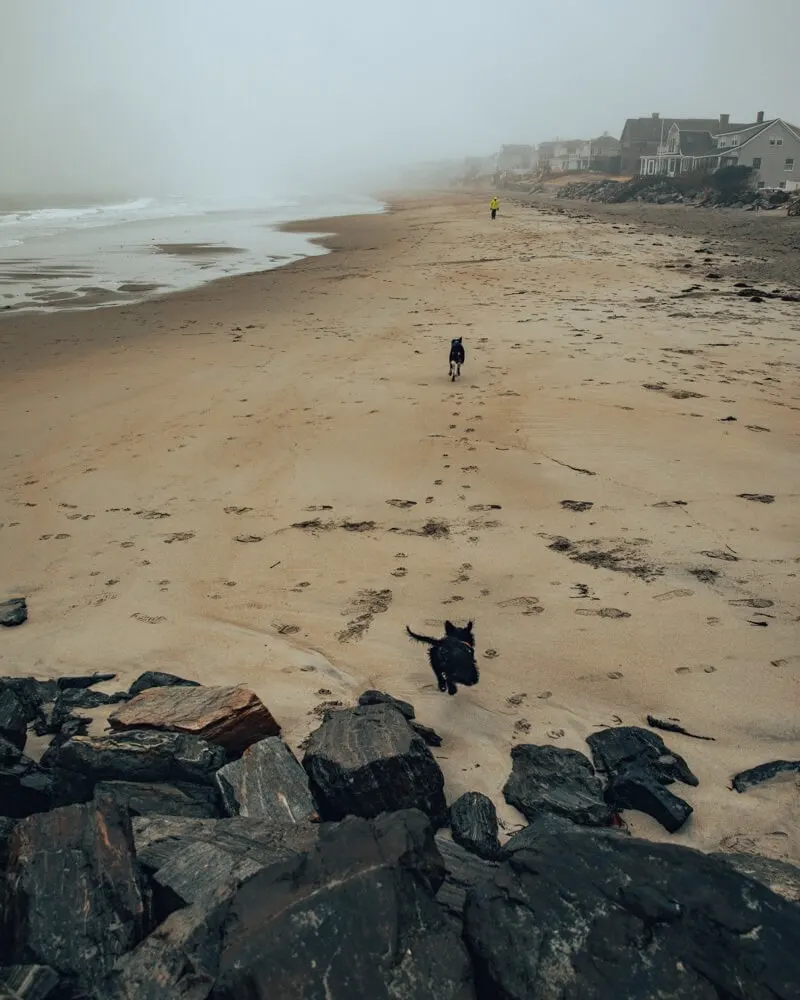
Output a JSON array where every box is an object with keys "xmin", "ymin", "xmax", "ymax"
[
  {"xmin": 756, "ymin": 110, "xmax": 764, "ymax": 123},
  {"xmin": 651, "ymin": 112, "xmax": 659, "ymax": 119},
  {"xmin": 720, "ymin": 113, "xmax": 730, "ymax": 128}
]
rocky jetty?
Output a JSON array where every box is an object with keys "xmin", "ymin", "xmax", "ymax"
[{"xmin": 1, "ymin": 671, "xmax": 798, "ymax": 999}]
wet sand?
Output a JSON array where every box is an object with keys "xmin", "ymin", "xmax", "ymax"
[{"xmin": 1, "ymin": 193, "xmax": 798, "ymax": 861}]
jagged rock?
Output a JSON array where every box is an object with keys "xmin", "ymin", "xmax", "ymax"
[
  {"xmin": 94, "ymin": 780, "xmax": 222, "ymax": 819},
  {"xmin": 0, "ymin": 739, "xmax": 91, "ymax": 819},
  {"xmin": 0, "ymin": 681, "xmax": 54, "ymax": 721},
  {"xmin": 5, "ymin": 800, "xmax": 146, "ymax": 995},
  {"xmin": 42, "ymin": 730, "xmax": 226, "ymax": 787},
  {"xmin": 732, "ymin": 759, "xmax": 800, "ymax": 792},
  {"xmin": 463, "ymin": 827, "xmax": 800, "ymax": 1000},
  {"xmin": 302, "ymin": 703, "xmax": 448, "ymax": 826},
  {"xmin": 53, "ymin": 687, "xmax": 129, "ymax": 711},
  {"xmin": 133, "ymin": 814, "xmax": 318, "ymax": 910},
  {"xmin": 410, "ymin": 721, "xmax": 443, "ymax": 746},
  {"xmin": 450, "ymin": 792, "xmax": 501, "ymax": 860},
  {"xmin": 215, "ymin": 737, "xmax": 317, "ymax": 823},
  {"xmin": 31, "ymin": 700, "xmax": 89, "ymax": 739},
  {"xmin": 503, "ymin": 744, "xmax": 612, "ymax": 826},
  {"xmin": 0, "ymin": 690, "xmax": 28, "ymax": 751},
  {"xmin": 109, "ymin": 685, "xmax": 280, "ymax": 755},
  {"xmin": 0, "ymin": 600, "xmax": 27, "ymax": 628},
  {"xmin": 711, "ymin": 851, "xmax": 800, "ymax": 903},
  {"xmin": 128, "ymin": 671, "xmax": 201, "ymax": 698},
  {"xmin": 56, "ymin": 672, "xmax": 117, "ymax": 691},
  {"xmin": 606, "ymin": 769, "xmax": 693, "ymax": 832},
  {"xmin": 210, "ymin": 810, "xmax": 474, "ymax": 1000},
  {"xmin": 435, "ymin": 831, "xmax": 498, "ymax": 926},
  {"xmin": 0, "ymin": 816, "xmax": 14, "ymax": 867},
  {"xmin": 587, "ymin": 725, "xmax": 698, "ymax": 786},
  {"xmin": 0, "ymin": 966, "xmax": 60, "ymax": 1000},
  {"xmin": 102, "ymin": 883, "xmax": 235, "ymax": 1000},
  {"xmin": 357, "ymin": 689, "xmax": 415, "ymax": 720}
]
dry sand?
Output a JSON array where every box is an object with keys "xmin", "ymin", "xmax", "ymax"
[{"xmin": 1, "ymin": 193, "xmax": 798, "ymax": 860}]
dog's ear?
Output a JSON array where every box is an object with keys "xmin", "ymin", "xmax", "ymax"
[
  {"xmin": 444, "ymin": 620, "xmax": 456, "ymax": 636},
  {"xmin": 465, "ymin": 620, "xmax": 473, "ymax": 632}
]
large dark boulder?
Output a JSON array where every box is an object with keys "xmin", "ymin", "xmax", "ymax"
[
  {"xmin": 209, "ymin": 810, "xmax": 474, "ymax": 1000},
  {"xmin": 711, "ymin": 851, "xmax": 800, "ymax": 903},
  {"xmin": 56, "ymin": 672, "xmax": 117, "ymax": 691},
  {"xmin": 586, "ymin": 726, "xmax": 698, "ymax": 786},
  {"xmin": 132, "ymin": 814, "xmax": 318, "ymax": 910},
  {"xmin": 0, "ymin": 739, "xmax": 91, "ymax": 819},
  {"xmin": 450, "ymin": 792, "xmax": 501, "ymax": 860},
  {"xmin": 4, "ymin": 799, "xmax": 146, "ymax": 995},
  {"xmin": 41, "ymin": 730, "xmax": 226, "ymax": 787},
  {"xmin": 503, "ymin": 744, "xmax": 612, "ymax": 826},
  {"xmin": 586, "ymin": 726, "xmax": 697, "ymax": 831},
  {"xmin": 357, "ymin": 689, "xmax": 416, "ymax": 720},
  {"xmin": 128, "ymin": 671, "xmax": 201, "ymax": 698},
  {"xmin": 732, "ymin": 759, "xmax": 800, "ymax": 792},
  {"xmin": 0, "ymin": 691, "xmax": 28, "ymax": 752},
  {"xmin": 102, "ymin": 883, "xmax": 235, "ymax": 1000},
  {"xmin": 215, "ymin": 736, "xmax": 318, "ymax": 822},
  {"xmin": 434, "ymin": 831, "xmax": 499, "ymax": 927},
  {"xmin": 302, "ymin": 703, "xmax": 448, "ymax": 826},
  {"xmin": 463, "ymin": 828, "xmax": 800, "ymax": 999},
  {"xmin": 94, "ymin": 781, "xmax": 222, "ymax": 819}
]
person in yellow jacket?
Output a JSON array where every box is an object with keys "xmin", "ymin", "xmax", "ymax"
[{"xmin": 490, "ymin": 196, "xmax": 499, "ymax": 220}]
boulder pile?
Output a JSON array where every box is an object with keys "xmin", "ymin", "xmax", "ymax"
[
  {"xmin": 1, "ymin": 669, "xmax": 799, "ymax": 999},
  {"xmin": 556, "ymin": 176, "xmax": 794, "ymax": 210}
]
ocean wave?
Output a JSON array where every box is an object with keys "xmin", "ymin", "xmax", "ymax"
[{"xmin": 0, "ymin": 197, "xmax": 160, "ymax": 228}]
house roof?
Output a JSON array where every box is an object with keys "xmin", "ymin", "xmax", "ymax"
[
  {"xmin": 621, "ymin": 116, "xmax": 720, "ymax": 142},
  {"xmin": 591, "ymin": 135, "xmax": 620, "ymax": 147}
]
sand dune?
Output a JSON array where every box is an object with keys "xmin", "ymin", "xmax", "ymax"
[{"xmin": 1, "ymin": 194, "xmax": 797, "ymax": 860}]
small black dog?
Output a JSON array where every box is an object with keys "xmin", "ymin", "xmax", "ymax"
[
  {"xmin": 406, "ymin": 620, "xmax": 479, "ymax": 695},
  {"xmin": 449, "ymin": 337, "xmax": 465, "ymax": 381}
]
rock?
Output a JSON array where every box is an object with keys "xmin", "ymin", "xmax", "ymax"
[
  {"xmin": 210, "ymin": 810, "xmax": 474, "ymax": 1000},
  {"xmin": 463, "ymin": 827, "xmax": 800, "ymax": 1000},
  {"xmin": 133, "ymin": 814, "xmax": 318, "ymax": 910},
  {"xmin": 109, "ymin": 685, "xmax": 280, "ymax": 756},
  {"xmin": 606, "ymin": 769, "xmax": 693, "ymax": 832},
  {"xmin": 94, "ymin": 780, "xmax": 222, "ymax": 819},
  {"xmin": 450, "ymin": 792, "xmax": 501, "ymax": 860},
  {"xmin": 503, "ymin": 744, "xmax": 612, "ymax": 827},
  {"xmin": 30, "ymin": 699, "xmax": 89, "ymax": 739},
  {"xmin": 586, "ymin": 725, "xmax": 699, "ymax": 786},
  {"xmin": 0, "ymin": 690, "xmax": 28, "ymax": 751},
  {"xmin": 0, "ymin": 600, "xmax": 26, "ymax": 628},
  {"xmin": 302, "ymin": 703, "xmax": 448, "ymax": 826},
  {"xmin": 42, "ymin": 730, "xmax": 226, "ymax": 787},
  {"xmin": 5, "ymin": 800, "xmax": 146, "ymax": 994},
  {"xmin": 0, "ymin": 739, "xmax": 92, "ymax": 819},
  {"xmin": 410, "ymin": 720, "xmax": 443, "ymax": 746},
  {"xmin": 102, "ymin": 883, "xmax": 235, "ymax": 1000},
  {"xmin": 732, "ymin": 759, "xmax": 800, "ymax": 792},
  {"xmin": 56, "ymin": 672, "xmax": 117, "ymax": 690},
  {"xmin": 128, "ymin": 671, "xmax": 201, "ymax": 698},
  {"xmin": 0, "ymin": 681, "xmax": 53, "ymax": 723},
  {"xmin": 711, "ymin": 851, "xmax": 800, "ymax": 903},
  {"xmin": 54, "ymin": 686, "xmax": 129, "ymax": 711},
  {"xmin": 0, "ymin": 966, "xmax": 60, "ymax": 1000},
  {"xmin": 0, "ymin": 816, "xmax": 15, "ymax": 868},
  {"xmin": 215, "ymin": 737, "xmax": 317, "ymax": 823},
  {"xmin": 435, "ymin": 831, "xmax": 498, "ymax": 926},
  {"xmin": 357, "ymin": 689, "xmax": 415, "ymax": 720}
]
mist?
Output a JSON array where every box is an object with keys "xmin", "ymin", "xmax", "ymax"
[{"xmin": 1, "ymin": 0, "xmax": 798, "ymax": 201}]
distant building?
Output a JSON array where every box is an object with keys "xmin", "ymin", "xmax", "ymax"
[
  {"xmin": 639, "ymin": 114, "xmax": 800, "ymax": 191},
  {"xmin": 536, "ymin": 134, "xmax": 620, "ymax": 173},
  {"xmin": 497, "ymin": 144, "xmax": 536, "ymax": 173}
]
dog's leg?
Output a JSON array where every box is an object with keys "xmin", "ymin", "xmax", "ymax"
[
  {"xmin": 430, "ymin": 652, "xmax": 448, "ymax": 692},
  {"xmin": 445, "ymin": 673, "xmax": 458, "ymax": 696}
]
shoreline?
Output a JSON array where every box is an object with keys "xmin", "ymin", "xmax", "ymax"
[{"xmin": 2, "ymin": 192, "xmax": 797, "ymax": 863}]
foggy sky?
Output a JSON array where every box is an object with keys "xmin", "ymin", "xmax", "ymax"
[{"xmin": 1, "ymin": 0, "xmax": 798, "ymax": 199}]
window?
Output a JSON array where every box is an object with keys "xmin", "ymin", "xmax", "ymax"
[
  {"xmin": 778, "ymin": 138, "xmax": 784, "ymax": 145},
  {"xmin": 785, "ymin": 158, "xmax": 795, "ymax": 171},
  {"xmin": 757, "ymin": 181, "xmax": 766, "ymax": 188},
  {"xmin": 732, "ymin": 136, "xmax": 740, "ymax": 145},
  {"xmin": 752, "ymin": 157, "xmax": 762, "ymax": 168},
  {"xmin": 778, "ymin": 181, "xmax": 787, "ymax": 189}
]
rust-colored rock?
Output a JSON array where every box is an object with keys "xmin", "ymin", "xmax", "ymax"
[{"xmin": 109, "ymin": 685, "xmax": 280, "ymax": 756}]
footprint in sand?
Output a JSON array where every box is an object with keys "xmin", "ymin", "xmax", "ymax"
[
  {"xmin": 164, "ymin": 532, "xmax": 195, "ymax": 543},
  {"xmin": 575, "ymin": 608, "xmax": 631, "ymax": 619},
  {"xmin": 386, "ymin": 500, "xmax": 416, "ymax": 509},
  {"xmin": 391, "ymin": 567, "xmax": 407, "ymax": 578},
  {"xmin": 275, "ymin": 624, "xmax": 300, "ymax": 635},
  {"xmin": 498, "ymin": 596, "xmax": 543, "ymax": 616},
  {"xmin": 653, "ymin": 588, "xmax": 694, "ymax": 601},
  {"xmin": 729, "ymin": 598, "xmax": 773, "ymax": 608},
  {"xmin": 235, "ymin": 534, "xmax": 263, "ymax": 543},
  {"xmin": 131, "ymin": 612, "xmax": 167, "ymax": 625}
]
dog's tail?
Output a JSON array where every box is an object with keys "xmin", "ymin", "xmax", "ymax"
[{"xmin": 406, "ymin": 626, "xmax": 440, "ymax": 646}]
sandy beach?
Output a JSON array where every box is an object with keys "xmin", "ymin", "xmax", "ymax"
[{"xmin": 1, "ymin": 193, "xmax": 798, "ymax": 861}]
